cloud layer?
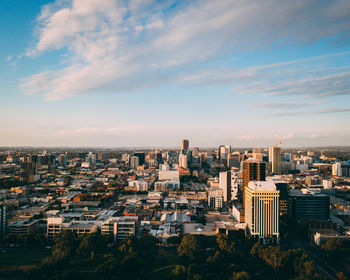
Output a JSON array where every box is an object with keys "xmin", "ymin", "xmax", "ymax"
[{"xmin": 21, "ymin": 0, "xmax": 350, "ymax": 101}]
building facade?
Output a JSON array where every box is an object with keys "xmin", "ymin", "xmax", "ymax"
[{"xmin": 245, "ymin": 181, "xmax": 280, "ymax": 244}]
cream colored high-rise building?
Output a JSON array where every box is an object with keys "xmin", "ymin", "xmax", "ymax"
[
  {"xmin": 269, "ymin": 145, "xmax": 281, "ymax": 174},
  {"xmin": 245, "ymin": 181, "xmax": 280, "ymax": 244},
  {"xmin": 178, "ymin": 153, "xmax": 188, "ymax": 169}
]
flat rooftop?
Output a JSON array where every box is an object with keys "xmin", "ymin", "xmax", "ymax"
[{"xmin": 248, "ymin": 181, "xmax": 276, "ymax": 191}]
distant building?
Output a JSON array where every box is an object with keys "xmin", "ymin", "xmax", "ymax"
[
  {"xmin": 269, "ymin": 145, "xmax": 281, "ymax": 174},
  {"xmin": 245, "ymin": 181, "xmax": 280, "ymax": 244},
  {"xmin": 178, "ymin": 153, "xmax": 188, "ymax": 169},
  {"xmin": 158, "ymin": 164, "xmax": 180, "ymax": 181},
  {"xmin": 133, "ymin": 152, "xmax": 145, "ymax": 166},
  {"xmin": 181, "ymin": 139, "xmax": 189, "ymax": 152},
  {"xmin": 130, "ymin": 156, "xmax": 139, "ymax": 169},
  {"xmin": 288, "ymin": 189, "xmax": 330, "ymax": 222},
  {"xmin": 219, "ymin": 145, "xmax": 231, "ymax": 166},
  {"xmin": 58, "ymin": 154, "xmax": 67, "ymax": 167},
  {"xmin": 332, "ymin": 162, "xmax": 342, "ymax": 177}
]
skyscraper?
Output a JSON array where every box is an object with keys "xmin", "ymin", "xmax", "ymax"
[
  {"xmin": 219, "ymin": 171, "xmax": 232, "ymax": 202},
  {"xmin": 179, "ymin": 153, "xmax": 188, "ymax": 169},
  {"xmin": 269, "ymin": 145, "xmax": 281, "ymax": 174},
  {"xmin": 243, "ymin": 159, "xmax": 266, "ymax": 188},
  {"xmin": 130, "ymin": 156, "xmax": 139, "ymax": 169},
  {"xmin": 243, "ymin": 159, "xmax": 266, "ymax": 205},
  {"xmin": 133, "ymin": 152, "xmax": 145, "ymax": 166},
  {"xmin": 245, "ymin": 181, "xmax": 280, "ymax": 244},
  {"xmin": 218, "ymin": 145, "xmax": 231, "ymax": 165},
  {"xmin": 181, "ymin": 139, "xmax": 189, "ymax": 152}
]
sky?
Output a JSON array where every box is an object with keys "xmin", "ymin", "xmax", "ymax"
[{"xmin": 1, "ymin": 0, "xmax": 350, "ymax": 148}]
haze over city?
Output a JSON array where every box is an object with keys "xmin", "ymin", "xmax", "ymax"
[{"xmin": 1, "ymin": 0, "xmax": 350, "ymax": 147}]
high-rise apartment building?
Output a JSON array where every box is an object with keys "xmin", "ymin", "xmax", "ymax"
[
  {"xmin": 181, "ymin": 139, "xmax": 189, "ymax": 151},
  {"xmin": 332, "ymin": 162, "xmax": 342, "ymax": 177},
  {"xmin": 179, "ymin": 153, "xmax": 188, "ymax": 169},
  {"xmin": 219, "ymin": 171, "xmax": 232, "ymax": 202},
  {"xmin": 245, "ymin": 181, "xmax": 280, "ymax": 244},
  {"xmin": 269, "ymin": 145, "xmax": 281, "ymax": 174}
]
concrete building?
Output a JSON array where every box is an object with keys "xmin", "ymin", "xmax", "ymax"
[
  {"xmin": 47, "ymin": 217, "xmax": 98, "ymax": 238},
  {"xmin": 332, "ymin": 162, "xmax": 342, "ymax": 177},
  {"xmin": 219, "ymin": 171, "xmax": 232, "ymax": 202},
  {"xmin": 9, "ymin": 219, "xmax": 39, "ymax": 236},
  {"xmin": 158, "ymin": 164, "xmax": 180, "ymax": 181},
  {"xmin": 101, "ymin": 216, "xmax": 137, "ymax": 242},
  {"xmin": 269, "ymin": 145, "xmax": 281, "ymax": 174},
  {"xmin": 245, "ymin": 181, "xmax": 280, "ymax": 244},
  {"xmin": 207, "ymin": 188, "xmax": 224, "ymax": 210},
  {"xmin": 178, "ymin": 153, "xmax": 188, "ymax": 169}
]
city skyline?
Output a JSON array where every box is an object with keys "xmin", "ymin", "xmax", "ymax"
[{"xmin": 1, "ymin": 0, "xmax": 350, "ymax": 147}]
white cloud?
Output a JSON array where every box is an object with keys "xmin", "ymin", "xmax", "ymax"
[{"xmin": 21, "ymin": 0, "xmax": 350, "ymax": 101}]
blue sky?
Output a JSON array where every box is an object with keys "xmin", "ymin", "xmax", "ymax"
[{"xmin": 1, "ymin": 0, "xmax": 350, "ymax": 147}]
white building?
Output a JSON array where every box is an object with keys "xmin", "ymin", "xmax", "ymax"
[
  {"xmin": 179, "ymin": 153, "xmax": 188, "ymax": 169},
  {"xmin": 158, "ymin": 164, "xmax": 180, "ymax": 181},
  {"xmin": 219, "ymin": 171, "xmax": 231, "ymax": 202},
  {"xmin": 332, "ymin": 162, "xmax": 342, "ymax": 177}
]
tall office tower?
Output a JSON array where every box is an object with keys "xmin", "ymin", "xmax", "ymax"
[
  {"xmin": 269, "ymin": 145, "xmax": 281, "ymax": 174},
  {"xmin": 219, "ymin": 145, "xmax": 231, "ymax": 165},
  {"xmin": 219, "ymin": 171, "xmax": 232, "ymax": 202},
  {"xmin": 243, "ymin": 159, "xmax": 266, "ymax": 205},
  {"xmin": 245, "ymin": 181, "xmax": 280, "ymax": 244},
  {"xmin": 332, "ymin": 162, "xmax": 342, "ymax": 177},
  {"xmin": 179, "ymin": 153, "xmax": 188, "ymax": 169},
  {"xmin": 134, "ymin": 152, "xmax": 145, "ymax": 166},
  {"xmin": 0, "ymin": 204, "xmax": 6, "ymax": 237},
  {"xmin": 243, "ymin": 159, "xmax": 266, "ymax": 188},
  {"xmin": 130, "ymin": 156, "xmax": 139, "ymax": 169},
  {"xmin": 58, "ymin": 154, "xmax": 67, "ymax": 167},
  {"xmin": 181, "ymin": 139, "xmax": 189, "ymax": 152}
]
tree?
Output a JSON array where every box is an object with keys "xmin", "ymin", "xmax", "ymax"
[
  {"xmin": 232, "ymin": 271, "xmax": 251, "ymax": 280},
  {"xmin": 77, "ymin": 233, "xmax": 100, "ymax": 259},
  {"xmin": 321, "ymin": 239, "xmax": 343, "ymax": 257},
  {"xmin": 260, "ymin": 246, "xmax": 285, "ymax": 277},
  {"xmin": 172, "ymin": 265, "xmax": 187, "ymax": 279},
  {"xmin": 217, "ymin": 233, "xmax": 236, "ymax": 255},
  {"xmin": 177, "ymin": 235, "xmax": 203, "ymax": 260}
]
